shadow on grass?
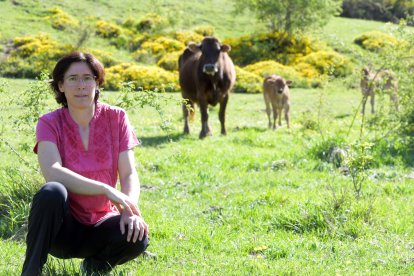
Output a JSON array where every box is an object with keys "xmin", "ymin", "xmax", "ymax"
[{"xmin": 139, "ymin": 133, "xmax": 187, "ymax": 147}]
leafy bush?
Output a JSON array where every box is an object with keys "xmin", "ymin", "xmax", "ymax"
[
  {"xmin": 193, "ymin": 25, "xmax": 215, "ymax": 36},
  {"xmin": 137, "ymin": 13, "xmax": 166, "ymax": 33},
  {"xmin": 172, "ymin": 31, "xmax": 204, "ymax": 45},
  {"xmin": 233, "ymin": 66, "xmax": 262, "ymax": 93},
  {"xmin": 243, "ymin": 60, "xmax": 315, "ymax": 88},
  {"xmin": 354, "ymin": 31, "xmax": 401, "ymax": 51},
  {"xmin": 157, "ymin": 51, "xmax": 181, "ymax": 71},
  {"xmin": 133, "ymin": 36, "xmax": 184, "ymax": 63},
  {"xmin": 0, "ymin": 34, "xmax": 74, "ymax": 78},
  {"xmin": 47, "ymin": 7, "xmax": 79, "ymax": 30},
  {"xmin": 86, "ymin": 48, "xmax": 118, "ymax": 67},
  {"xmin": 296, "ymin": 51, "xmax": 353, "ymax": 77},
  {"xmin": 95, "ymin": 20, "xmax": 123, "ymax": 38},
  {"xmin": 308, "ymin": 135, "xmax": 347, "ymax": 163},
  {"xmin": 224, "ymin": 32, "xmax": 318, "ymax": 66},
  {"xmin": 104, "ymin": 63, "xmax": 178, "ymax": 91}
]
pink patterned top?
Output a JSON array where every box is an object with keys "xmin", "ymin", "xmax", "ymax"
[{"xmin": 34, "ymin": 102, "xmax": 140, "ymax": 225}]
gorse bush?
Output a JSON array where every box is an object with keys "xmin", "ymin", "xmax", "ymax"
[
  {"xmin": 233, "ymin": 66, "xmax": 262, "ymax": 93},
  {"xmin": 224, "ymin": 32, "xmax": 317, "ymax": 66},
  {"xmin": 95, "ymin": 20, "xmax": 124, "ymax": 38},
  {"xmin": 133, "ymin": 36, "xmax": 184, "ymax": 63},
  {"xmin": 157, "ymin": 51, "xmax": 181, "ymax": 71},
  {"xmin": 105, "ymin": 63, "xmax": 178, "ymax": 91},
  {"xmin": 172, "ymin": 31, "xmax": 204, "ymax": 45},
  {"xmin": 193, "ymin": 25, "xmax": 215, "ymax": 36},
  {"xmin": 47, "ymin": 7, "xmax": 79, "ymax": 30},
  {"xmin": 354, "ymin": 31, "xmax": 401, "ymax": 51},
  {"xmin": 244, "ymin": 60, "xmax": 315, "ymax": 88},
  {"xmin": 297, "ymin": 51, "xmax": 353, "ymax": 77},
  {"xmin": 0, "ymin": 33, "xmax": 74, "ymax": 78},
  {"xmin": 137, "ymin": 13, "xmax": 166, "ymax": 33}
]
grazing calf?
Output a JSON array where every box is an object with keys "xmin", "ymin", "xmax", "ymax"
[
  {"xmin": 263, "ymin": 75, "xmax": 292, "ymax": 129},
  {"xmin": 360, "ymin": 67, "xmax": 399, "ymax": 114},
  {"xmin": 178, "ymin": 37, "xmax": 236, "ymax": 139}
]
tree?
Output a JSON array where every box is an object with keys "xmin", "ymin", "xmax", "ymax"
[{"xmin": 232, "ymin": 0, "xmax": 342, "ymax": 34}]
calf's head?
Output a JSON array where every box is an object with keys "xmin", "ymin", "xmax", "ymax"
[
  {"xmin": 188, "ymin": 37, "xmax": 231, "ymax": 76},
  {"xmin": 267, "ymin": 76, "xmax": 292, "ymax": 94}
]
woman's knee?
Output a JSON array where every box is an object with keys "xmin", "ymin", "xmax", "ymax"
[{"xmin": 33, "ymin": 182, "xmax": 67, "ymax": 207}]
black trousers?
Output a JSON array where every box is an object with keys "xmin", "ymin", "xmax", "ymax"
[{"xmin": 21, "ymin": 182, "xmax": 149, "ymax": 276}]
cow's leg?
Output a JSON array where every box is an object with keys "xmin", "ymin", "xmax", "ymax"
[
  {"xmin": 264, "ymin": 94, "xmax": 272, "ymax": 128},
  {"xmin": 198, "ymin": 98, "xmax": 211, "ymax": 139},
  {"xmin": 285, "ymin": 104, "xmax": 290, "ymax": 129},
  {"xmin": 182, "ymin": 102, "xmax": 190, "ymax": 134},
  {"xmin": 370, "ymin": 93, "xmax": 375, "ymax": 114},
  {"xmin": 219, "ymin": 94, "xmax": 229, "ymax": 135}
]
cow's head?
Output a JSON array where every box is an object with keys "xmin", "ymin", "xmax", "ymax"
[
  {"xmin": 268, "ymin": 75, "xmax": 292, "ymax": 94},
  {"xmin": 188, "ymin": 37, "xmax": 231, "ymax": 76}
]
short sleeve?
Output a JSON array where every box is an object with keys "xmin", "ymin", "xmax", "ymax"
[
  {"xmin": 33, "ymin": 116, "xmax": 59, "ymax": 154},
  {"xmin": 118, "ymin": 110, "xmax": 139, "ymax": 152}
]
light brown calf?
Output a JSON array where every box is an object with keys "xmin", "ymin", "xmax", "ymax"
[
  {"xmin": 263, "ymin": 75, "xmax": 292, "ymax": 129},
  {"xmin": 360, "ymin": 67, "xmax": 399, "ymax": 114}
]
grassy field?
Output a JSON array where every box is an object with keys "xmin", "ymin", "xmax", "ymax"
[
  {"xmin": 0, "ymin": 77, "xmax": 413, "ymax": 275},
  {"xmin": 1, "ymin": 0, "xmax": 414, "ymax": 275}
]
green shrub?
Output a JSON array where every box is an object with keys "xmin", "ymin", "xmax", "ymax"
[
  {"xmin": 133, "ymin": 36, "xmax": 184, "ymax": 62},
  {"xmin": 104, "ymin": 63, "xmax": 178, "ymax": 91},
  {"xmin": 85, "ymin": 48, "xmax": 118, "ymax": 67},
  {"xmin": 193, "ymin": 25, "xmax": 215, "ymax": 36},
  {"xmin": 137, "ymin": 13, "xmax": 166, "ymax": 33},
  {"xmin": 244, "ymin": 60, "xmax": 313, "ymax": 88},
  {"xmin": 354, "ymin": 31, "xmax": 400, "ymax": 51},
  {"xmin": 233, "ymin": 66, "xmax": 262, "ymax": 93},
  {"xmin": 157, "ymin": 51, "xmax": 181, "ymax": 71},
  {"xmin": 47, "ymin": 7, "xmax": 79, "ymax": 30},
  {"xmin": 0, "ymin": 34, "xmax": 74, "ymax": 78},
  {"xmin": 297, "ymin": 51, "xmax": 353, "ymax": 77},
  {"xmin": 95, "ymin": 20, "xmax": 123, "ymax": 38},
  {"xmin": 172, "ymin": 31, "xmax": 204, "ymax": 45},
  {"xmin": 224, "ymin": 32, "xmax": 318, "ymax": 66}
]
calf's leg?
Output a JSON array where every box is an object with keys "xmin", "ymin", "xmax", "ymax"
[
  {"xmin": 285, "ymin": 105, "xmax": 290, "ymax": 129},
  {"xmin": 264, "ymin": 94, "xmax": 272, "ymax": 128}
]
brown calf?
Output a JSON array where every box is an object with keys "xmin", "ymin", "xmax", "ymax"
[
  {"xmin": 263, "ymin": 75, "xmax": 292, "ymax": 129},
  {"xmin": 360, "ymin": 67, "xmax": 399, "ymax": 114}
]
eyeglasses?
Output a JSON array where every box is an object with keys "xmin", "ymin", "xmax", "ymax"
[{"xmin": 65, "ymin": 75, "xmax": 96, "ymax": 86}]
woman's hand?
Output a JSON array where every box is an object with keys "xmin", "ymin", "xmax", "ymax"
[
  {"xmin": 104, "ymin": 186, "xmax": 141, "ymax": 217},
  {"xmin": 120, "ymin": 210, "xmax": 149, "ymax": 243}
]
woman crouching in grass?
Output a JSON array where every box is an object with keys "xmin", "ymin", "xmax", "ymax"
[{"xmin": 21, "ymin": 52, "xmax": 149, "ymax": 275}]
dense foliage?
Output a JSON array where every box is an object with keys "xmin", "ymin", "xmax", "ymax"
[
  {"xmin": 232, "ymin": 0, "xmax": 342, "ymax": 33},
  {"xmin": 342, "ymin": 0, "xmax": 414, "ymax": 25}
]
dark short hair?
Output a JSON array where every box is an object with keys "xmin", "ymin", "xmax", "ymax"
[{"xmin": 51, "ymin": 52, "xmax": 105, "ymax": 107}]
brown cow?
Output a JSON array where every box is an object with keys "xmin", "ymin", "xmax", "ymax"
[
  {"xmin": 360, "ymin": 67, "xmax": 399, "ymax": 114},
  {"xmin": 263, "ymin": 75, "xmax": 292, "ymax": 129},
  {"xmin": 178, "ymin": 37, "xmax": 236, "ymax": 139}
]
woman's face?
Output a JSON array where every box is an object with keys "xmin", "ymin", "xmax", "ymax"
[{"xmin": 58, "ymin": 62, "xmax": 97, "ymax": 110}]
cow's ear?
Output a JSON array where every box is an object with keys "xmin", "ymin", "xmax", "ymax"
[
  {"xmin": 221, "ymin": 44, "xmax": 231, "ymax": 52},
  {"xmin": 286, "ymin": 80, "xmax": 293, "ymax": 86},
  {"xmin": 188, "ymin": 42, "xmax": 201, "ymax": 53}
]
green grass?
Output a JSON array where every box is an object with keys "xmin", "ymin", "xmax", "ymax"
[
  {"xmin": 0, "ymin": 77, "xmax": 413, "ymax": 275},
  {"xmin": 1, "ymin": 1, "xmax": 414, "ymax": 275}
]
